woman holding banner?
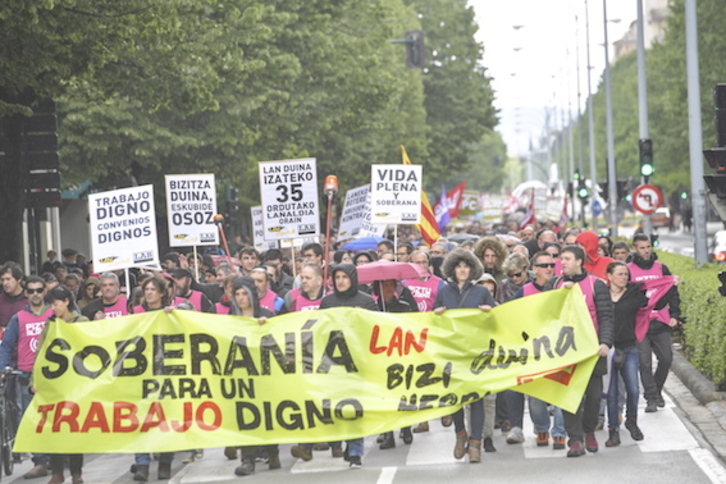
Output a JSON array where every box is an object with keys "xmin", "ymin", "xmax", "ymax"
[
  {"xmin": 40, "ymin": 287, "xmax": 88, "ymax": 484},
  {"xmin": 433, "ymin": 249, "xmax": 495, "ymax": 464},
  {"xmin": 604, "ymin": 261, "xmax": 647, "ymax": 447}
]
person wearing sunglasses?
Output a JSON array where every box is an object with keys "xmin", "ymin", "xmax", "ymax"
[
  {"xmin": 0, "ymin": 276, "xmax": 53, "ymax": 479},
  {"xmin": 507, "ymin": 251, "xmax": 567, "ymax": 450}
]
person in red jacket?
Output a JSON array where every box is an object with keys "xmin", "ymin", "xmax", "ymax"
[{"xmin": 575, "ymin": 230, "xmax": 614, "ymax": 281}]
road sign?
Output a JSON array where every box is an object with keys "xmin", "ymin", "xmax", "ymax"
[
  {"xmin": 631, "ymin": 184, "xmax": 664, "ymax": 214},
  {"xmin": 592, "ymin": 200, "xmax": 602, "ymax": 216}
]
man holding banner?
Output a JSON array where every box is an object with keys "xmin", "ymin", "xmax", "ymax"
[{"xmin": 545, "ymin": 245, "xmax": 613, "ymax": 458}]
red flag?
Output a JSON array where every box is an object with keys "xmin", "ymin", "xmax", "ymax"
[{"xmin": 401, "ymin": 146, "xmax": 440, "ymax": 246}]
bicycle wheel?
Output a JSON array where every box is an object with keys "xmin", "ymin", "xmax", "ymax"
[{"xmin": 3, "ymin": 408, "xmax": 14, "ymax": 476}]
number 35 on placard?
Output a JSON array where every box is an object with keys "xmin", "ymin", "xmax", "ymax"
[{"xmin": 276, "ymin": 183, "xmax": 303, "ymax": 203}]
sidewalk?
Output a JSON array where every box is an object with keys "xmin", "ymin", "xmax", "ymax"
[{"xmin": 666, "ymin": 350, "xmax": 726, "ymax": 462}]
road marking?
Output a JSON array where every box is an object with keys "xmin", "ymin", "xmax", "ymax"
[
  {"xmin": 377, "ymin": 466, "xmax": 397, "ymax": 484},
  {"xmin": 689, "ymin": 448, "xmax": 726, "ymax": 483}
]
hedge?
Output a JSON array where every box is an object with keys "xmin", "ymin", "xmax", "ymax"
[{"xmin": 656, "ymin": 251, "xmax": 726, "ymax": 388}]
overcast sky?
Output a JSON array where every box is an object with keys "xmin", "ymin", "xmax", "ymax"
[{"xmin": 469, "ymin": 0, "xmax": 638, "ymax": 157}]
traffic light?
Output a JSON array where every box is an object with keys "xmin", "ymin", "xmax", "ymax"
[
  {"xmin": 650, "ymin": 233, "xmax": 659, "ymax": 248},
  {"xmin": 639, "ymin": 138, "xmax": 654, "ymax": 180},
  {"xmin": 577, "ymin": 178, "xmax": 589, "ymax": 200},
  {"xmin": 714, "ymin": 84, "xmax": 726, "ymax": 147},
  {"xmin": 23, "ymin": 99, "xmax": 61, "ymax": 208},
  {"xmin": 617, "ymin": 179, "xmax": 628, "ymax": 200},
  {"xmin": 566, "ymin": 182, "xmax": 573, "ymax": 199},
  {"xmin": 404, "ymin": 30, "xmax": 425, "ymax": 69},
  {"xmin": 573, "ymin": 170, "xmax": 581, "ymax": 181},
  {"xmin": 719, "ymin": 271, "xmax": 726, "ymax": 297},
  {"xmin": 598, "ymin": 182, "xmax": 608, "ymax": 202},
  {"xmin": 680, "ymin": 190, "xmax": 688, "ymax": 200}
]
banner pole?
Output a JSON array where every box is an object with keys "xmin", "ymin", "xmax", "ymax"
[
  {"xmin": 394, "ymin": 224, "xmax": 398, "ymax": 261},
  {"xmin": 289, "ymin": 240, "xmax": 297, "ymax": 279},
  {"xmin": 192, "ymin": 245, "xmax": 200, "ymax": 281},
  {"xmin": 123, "ymin": 267, "xmax": 130, "ymax": 296}
]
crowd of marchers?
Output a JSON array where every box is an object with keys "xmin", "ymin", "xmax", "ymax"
[{"xmin": 0, "ymin": 224, "xmax": 682, "ymax": 480}]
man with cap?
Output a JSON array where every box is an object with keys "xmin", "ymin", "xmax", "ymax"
[{"xmin": 171, "ymin": 269, "xmax": 215, "ymax": 313}]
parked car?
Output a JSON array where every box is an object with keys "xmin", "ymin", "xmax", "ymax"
[
  {"xmin": 651, "ymin": 207, "xmax": 671, "ymax": 229},
  {"xmin": 711, "ymin": 230, "xmax": 726, "ymax": 263}
]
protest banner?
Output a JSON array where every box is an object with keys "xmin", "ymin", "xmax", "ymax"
[
  {"xmin": 338, "ymin": 185, "xmax": 385, "ymax": 239},
  {"xmin": 88, "ymin": 185, "xmax": 159, "ymax": 273},
  {"xmin": 370, "ymin": 165, "xmax": 422, "ymax": 225},
  {"xmin": 165, "ymin": 174, "xmax": 218, "ymax": 247},
  {"xmin": 258, "ymin": 158, "xmax": 319, "ymax": 240},
  {"xmin": 17, "ymin": 287, "xmax": 599, "ymax": 453},
  {"xmin": 251, "ymin": 206, "xmax": 277, "ymax": 252},
  {"xmin": 458, "ymin": 190, "xmax": 480, "ymax": 218}
]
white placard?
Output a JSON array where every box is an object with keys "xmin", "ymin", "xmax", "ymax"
[
  {"xmin": 370, "ymin": 164, "xmax": 422, "ymax": 224},
  {"xmin": 338, "ymin": 185, "xmax": 386, "ymax": 239},
  {"xmin": 89, "ymin": 185, "xmax": 159, "ymax": 272},
  {"xmin": 165, "ymin": 174, "xmax": 219, "ymax": 247},
  {"xmin": 251, "ymin": 206, "xmax": 277, "ymax": 252},
  {"xmin": 258, "ymin": 158, "xmax": 319, "ymax": 240}
]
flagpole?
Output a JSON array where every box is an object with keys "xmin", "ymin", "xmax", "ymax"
[{"xmin": 394, "ymin": 225, "xmax": 398, "ymax": 261}]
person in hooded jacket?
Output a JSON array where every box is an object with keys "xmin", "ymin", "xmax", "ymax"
[
  {"xmin": 433, "ymin": 249, "xmax": 495, "ymax": 464},
  {"xmin": 319, "ymin": 264, "xmax": 377, "ymax": 468},
  {"xmin": 229, "ymin": 277, "xmax": 280, "ymax": 477},
  {"xmin": 574, "ymin": 230, "xmax": 614, "ymax": 281},
  {"xmin": 473, "ymin": 236, "xmax": 509, "ymax": 283}
]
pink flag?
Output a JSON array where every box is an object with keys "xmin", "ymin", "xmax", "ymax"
[{"xmin": 635, "ymin": 276, "xmax": 676, "ymax": 342}]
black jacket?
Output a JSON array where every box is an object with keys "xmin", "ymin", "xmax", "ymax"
[
  {"xmin": 612, "ymin": 282, "xmax": 649, "ymax": 349},
  {"xmin": 434, "ymin": 248, "xmax": 495, "ymax": 310},
  {"xmin": 319, "ymin": 264, "xmax": 378, "ymax": 311},
  {"xmin": 629, "ymin": 252, "xmax": 682, "ymax": 329},
  {"xmin": 544, "ymin": 270, "xmax": 614, "ymax": 349},
  {"xmin": 230, "ymin": 276, "xmax": 274, "ymax": 318}
]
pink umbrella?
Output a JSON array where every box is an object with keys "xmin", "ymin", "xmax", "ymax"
[{"xmin": 355, "ymin": 260, "xmax": 429, "ymax": 284}]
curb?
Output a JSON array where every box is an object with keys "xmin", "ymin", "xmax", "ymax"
[{"xmin": 671, "ymin": 350, "xmax": 726, "ymax": 405}]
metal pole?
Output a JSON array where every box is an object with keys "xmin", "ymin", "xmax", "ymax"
[
  {"xmin": 603, "ymin": 0, "xmax": 618, "ymax": 238},
  {"xmin": 637, "ymin": 0, "xmax": 653, "ymax": 237},
  {"xmin": 575, "ymin": 14, "xmax": 585, "ymax": 177},
  {"xmin": 585, "ymin": 0, "xmax": 598, "ymax": 230},
  {"xmin": 685, "ymin": 0, "xmax": 708, "ymax": 263}
]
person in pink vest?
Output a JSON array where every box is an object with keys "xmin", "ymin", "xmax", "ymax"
[
  {"xmin": 544, "ymin": 245, "xmax": 614, "ymax": 458},
  {"xmin": 627, "ymin": 233, "xmax": 682, "ymax": 413},
  {"xmin": 80, "ymin": 272, "xmax": 129, "ymax": 320},
  {"xmin": 170, "ymin": 269, "xmax": 215, "ymax": 313},
  {"xmin": 0, "ymin": 263, "xmax": 27, "ymax": 337},
  {"xmin": 403, "ymin": 250, "xmax": 445, "ymax": 312},
  {"xmin": 282, "ymin": 263, "xmax": 326, "ymax": 314},
  {"xmin": 214, "ymin": 274, "xmax": 239, "ymax": 315},
  {"xmin": 250, "ymin": 267, "xmax": 283, "ymax": 314},
  {"xmin": 0, "ymin": 275, "xmax": 53, "ymax": 478},
  {"xmin": 511, "ymin": 251, "xmax": 567, "ymax": 450},
  {"xmin": 132, "ymin": 276, "xmax": 172, "ymax": 313}
]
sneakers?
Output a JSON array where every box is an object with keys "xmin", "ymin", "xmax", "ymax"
[
  {"xmin": 441, "ymin": 415, "xmax": 453, "ymax": 427},
  {"xmin": 234, "ymin": 459, "xmax": 255, "ymax": 476},
  {"xmin": 290, "ymin": 445, "xmax": 313, "ymax": 461},
  {"xmin": 605, "ymin": 428, "xmax": 621, "ymax": 447},
  {"xmin": 567, "ymin": 440, "xmax": 586, "ymax": 457},
  {"xmin": 506, "ymin": 426, "xmax": 524, "ymax": 444},
  {"xmin": 348, "ymin": 455, "xmax": 362, "ymax": 468},
  {"xmin": 181, "ymin": 451, "xmax": 195, "ymax": 464},
  {"xmin": 536, "ymin": 431, "xmax": 549, "ymax": 447},
  {"xmin": 625, "ymin": 418, "xmax": 644, "ymax": 441},
  {"xmin": 645, "ymin": 400, "xmax": 658, "ymax": 413},
  {"xmin": 585, "ymin": 432, "xmax": 598, "ymax": 453},
  {"xmin": 224, "ymin": 447, "xmax": 238, "ymax": 460},
  {"xmin": 413, "ymin": 422, "xmax": 429, "ymax": 433},
  {"xmin": 552, "ymin": 436, "xmax": 566, "ymax": 450},
  {"xmin": 401, "ymin": 427, "xmax": 413, "ymax": 444},
  {"xmin": 24, "ymin": 465, "xmax": 49, "ymax": 479},
  {"xmin": 157, "ymin": 462, "xmax": 171, "ymax": 480},
  {"xmin": 454, "ymin": 431, "xmax": 469, "ymax": 459},
  {"xmin": 330, "ymin": 443, "xmax": 344, "ymax": 458},
  {"xmin": 132, "ymin": 465, "xmax": 149, "ymax": 482},
  {"xmin": 483, "ymin": 437, "xmax": 497, "ymax": 453},
  {"xmin": 656, "ymin": 394, "xmax": 666, "ymax": 408},
  {"xmin": 379, "ymin": 432, "xmax": 395, "ymax": 450},
  {"xmin": 47, "ymin": 474, "xmax": 64, "ymax": 484},
  {"xmin": 467, "ymin": 441, "xmax": 481, "ymax": 463}
]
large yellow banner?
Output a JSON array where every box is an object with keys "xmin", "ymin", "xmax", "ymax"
[{"xmin": 16, "ymin": 286, "xmax": 599, "ymax": 453}]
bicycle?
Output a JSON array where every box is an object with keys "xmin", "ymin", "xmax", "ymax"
[{"xmin": 0, "ymin": 368, "xmax": 25, "ymax": 477}]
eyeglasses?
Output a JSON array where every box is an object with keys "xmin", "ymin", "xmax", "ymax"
[
  {"xmin": 26, "ymin": 288, "xmax": 44, "ymax": 294},
  {"xmin": 534, "ymin": 263, "xmax": 556, "ymax": 269},
  {"xmin": 508, "ymin": 272, "xmax": 524, "ymax": 278}
]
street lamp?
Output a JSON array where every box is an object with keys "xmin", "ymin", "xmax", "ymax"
[{"xmin": 603, "ymin": 1, "xmax": 620, "ymax": 237}]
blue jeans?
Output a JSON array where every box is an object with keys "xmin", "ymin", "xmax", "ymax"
[
  {"xmin": 346, "ymin": 438, "xmax": 364, "ymax": 457},
  {"xmin": 16, "ymin": 375, "xmax": 46, "ymax": 466},
  {"xmin": 453, "ymin": 399, "xmax": 483, "ymax": 442},
  {"xmin": 528, "ymin": 397, "xmax": 565, "ymax": 438},
  {"xmin": 135, "ymin": 453, "xmax": 174, "ymax": 465},
  {"xmin": 608, "ymin": 346, "xmax": 640, "ymax": 428}
]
